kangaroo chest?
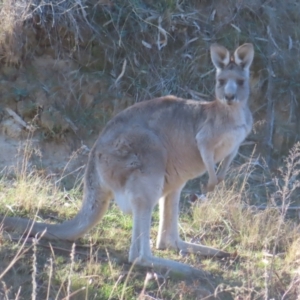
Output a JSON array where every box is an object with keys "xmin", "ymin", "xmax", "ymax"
[{"xmin": 213, "ymin": 123, "xmax": 249, "ymax": 163}]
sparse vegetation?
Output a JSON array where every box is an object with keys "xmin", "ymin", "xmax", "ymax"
[
  {"xmin": 0, "ymin": 141, "xmax": 299, "ymax": 299},
  {"xmin": 0, "ymin": 0, "xmax": 300, "ymax": 299}
]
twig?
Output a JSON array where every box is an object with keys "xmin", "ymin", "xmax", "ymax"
[
  {"xmin": 64, "ymin": 116, "xmax": 78, "ymax": 133},
  {"xmin": 5, "ymin": 108, "xmax": 34, "ymax": 131},
  {"xmin": 61, "ymin": 287, "xmax": 86, "ymax": 300},
  {"xmin": 6, "ymin": 236, "xmax": 91, "ymax": 257},
  {"xmin": 264, "ymin": 26, "xmax": 276, "ymax": 165},
  {"xmin": 157, "ymin": 16, "xmax": 168, "ymax": 50},
  {"xmin": 200, "ymin": 68, "xmax": 214, "ymax": 79},
  {"xmin": 115, "ymin": 59, "xmax": 127, "ymax": 86},
  {"xmin": 66, "ymin": 243, "xmax": 76, "ymax": 299},
  {"xmin": 31, "ymin": 237, "xmax": 38, "ymax": 300},
  {"xmin": 247, "ymin": 204, "xmax": 300, "ymax": 211}
]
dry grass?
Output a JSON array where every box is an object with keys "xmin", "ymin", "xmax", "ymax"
[
  {"xmin": 0, "ymin": 143, "xmax": 299, "ymax": 299},
  {"xmin": 1, "ymin": 0, "xmax": 300, "ymax": 157},
  {"xmin": 0, "ymin": 0, "xmax": 94, "ymax": 64},
  {"xmin": 0, "ymin": 0, "xmax": 300, "ymax": 299}
]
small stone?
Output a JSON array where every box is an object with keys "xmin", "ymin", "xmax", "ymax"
[
  {"xmin": 40, "ymin": 107, "xmax": 70, "ymax": 136},
  {"xmin": 17, "ymin": 99, "xmax": 37, "ymax": 119},
  {"xmin": 1, "ymin": 118, "xmax": 23, "ymax": 139}
]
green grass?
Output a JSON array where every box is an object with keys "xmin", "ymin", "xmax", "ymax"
[
  {"xmin": 0, "ymin": 145, "xmax": 300, "ymax": 299},
  {"xmin": 0, "ymin": 1, "xmax": 300, "ymax": 298}
]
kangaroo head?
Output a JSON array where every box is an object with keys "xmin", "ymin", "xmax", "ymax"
[{"xmin": 210, "ymin": 43, "xmax": 254, "ymax": 105}]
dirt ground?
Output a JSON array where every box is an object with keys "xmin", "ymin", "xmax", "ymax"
[
  {"xmin": 0, "ymin": 2, "xmax": 300, "ymax": 299},
  {"xmin": 0, "ymin": 1, "xmax": 299, "ymax": 180}
]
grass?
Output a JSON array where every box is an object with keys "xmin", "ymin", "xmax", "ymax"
[
  {"xmin": 0, "ymin": 143, "xmax": 300, "ymax": 299},
  {"xmin": 0, "ymin": 0, "xmax": 300, "ymax": 299}
]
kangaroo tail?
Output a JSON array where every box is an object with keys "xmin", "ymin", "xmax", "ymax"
[{"xmin": 0, "ymin": 148, "xmax": 111, "ymax": 241}]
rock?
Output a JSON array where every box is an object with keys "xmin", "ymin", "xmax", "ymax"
[
  {"xmin": 40, "ymin": 107, "xmax": 71, "ymax": 136},
  {"xmin": 80, "ymin": 92, "xmax": 94, "ymax": 108},
  {"xmin": 1, "ymin": 118, "xmax": 23, "ymax": 139},
  {"xmin": 1, "ymin": 66, "xmax": 18, "ymax": 81},
  {"xmin": 33, "ymin": 89, "xmax": 48, "ymax": 107},
  {"xmin": 17, "ymin": 99, "xmax": 37, "ymax": 120}
]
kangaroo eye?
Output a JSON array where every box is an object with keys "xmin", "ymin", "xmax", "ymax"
[
  {"xmin": 237, "ymin": 79, "xmax": 244, "ymax": 86},
  {"xmin": 218, "ymin": 79, "xmax": 225, "ymax": 86}
]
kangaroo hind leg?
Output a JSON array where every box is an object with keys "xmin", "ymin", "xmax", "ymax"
[
  {"xmin": 126, "ymin": 176, "xmax": 207, "ymax": 277},
  {"xmin": 126, "ymin": 174, "xmax": 163, "ymax": 263},
  {"xmin": 157, "ymin": 187, "xmax": 229, "ymax": 258}
]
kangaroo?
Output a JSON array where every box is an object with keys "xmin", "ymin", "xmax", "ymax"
[{"xmin": 1, "ymin": 43, "xmax": 254, "ymax": 276}]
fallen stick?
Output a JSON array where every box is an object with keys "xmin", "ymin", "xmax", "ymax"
[
  {"xmin": 5, "ymin": 107, "xmax": 34, "ymax": 131},
  {"xmin": 188, "ymin": 193, "xmax": 300, "ymax": 212}
]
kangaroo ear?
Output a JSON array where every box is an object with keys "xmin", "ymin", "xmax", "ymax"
[
  {"xmin": 233, "ymin": 43, "xmax": 254, "ymax": 71},
  {"xmin": 210, "ymin": 44, "xmax": 230, "ymax": 71}
]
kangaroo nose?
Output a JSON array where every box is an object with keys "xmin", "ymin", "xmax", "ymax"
[{"xmin": 225, "ymin": 94, "xmax": 234, "ymax": 101}]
